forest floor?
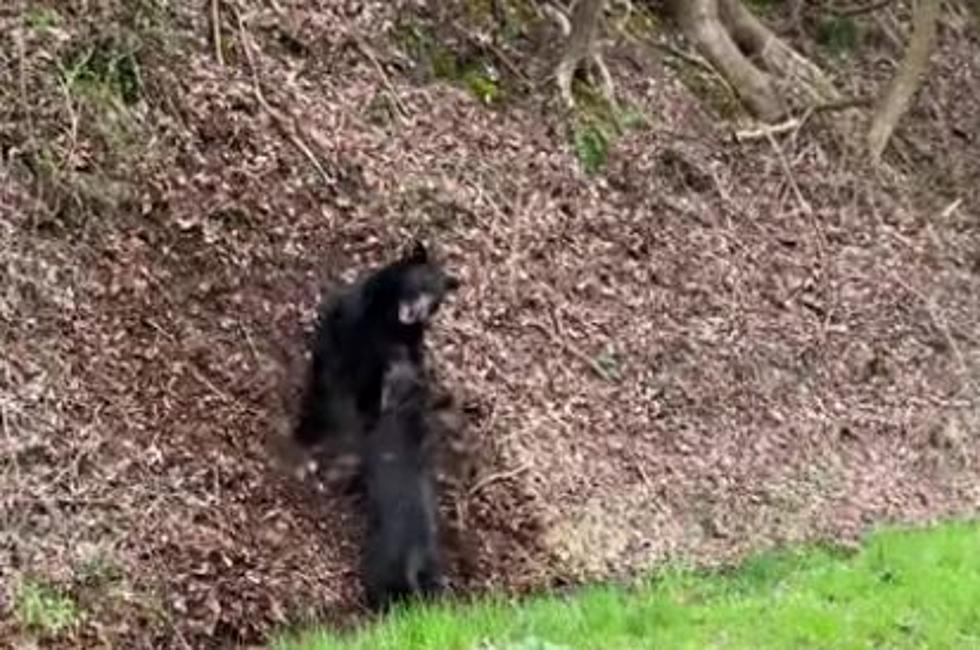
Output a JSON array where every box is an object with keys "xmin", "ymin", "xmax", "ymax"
[{"xmin": 1, "ymin": 1, "xmax": 978, "ymax": 648}]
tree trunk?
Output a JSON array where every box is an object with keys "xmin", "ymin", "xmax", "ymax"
[
  {"xmin": 555, "ymin": 0, "xmax": 615, "ymax": 107},
  {"xmin": 867, "ymin": 0, "xmax": 941, "ymax": 161},
  {"xmin": 671, "ymin": 0, "xmax": 786, "ymax": 121}
]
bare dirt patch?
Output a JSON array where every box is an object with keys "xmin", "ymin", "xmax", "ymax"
[{"xmin": 2, "ymin": 1, "xmax": 978, "ymax": 647}]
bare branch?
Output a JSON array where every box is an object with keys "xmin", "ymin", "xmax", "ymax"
[
  {"xmin": 833, "ymin": 0, "xmax": 895, "ymax": 18},
  {"xmin": 734, "ymin": 118, "xmax": 802, "ymax": 142}
]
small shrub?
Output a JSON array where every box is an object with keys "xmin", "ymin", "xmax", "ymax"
[
  {"xmin": 569, "ymin": 83, "xmax": 649, "ymax": 175},
  {"xmin": 24, "ymin": 7, "xmax": 62, "ymax": 31},
  {"xmin": 60, "ymin": 37, "xmax": 143, "ymax": 107},
  {"xmin": 462, "ymin": 63, "xmax": 502, "ymax": 104},
  {"xmin": 573, "ymin": 121, "xmax": 610, "ymax": 175},
  {"xmin": 817, "ymin": 16, "xmax": 860, "ymax": 56}
]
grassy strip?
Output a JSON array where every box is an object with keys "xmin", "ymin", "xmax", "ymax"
[{"xmin": 275, "ymin": 519, "xmax": 980, "ymax": 650}]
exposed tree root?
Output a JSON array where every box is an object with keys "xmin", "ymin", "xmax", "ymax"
[
  {"xmin": 548, "ymin": 0, "xmax": 616, "ymax": 108},
  {"xmin": 718, "ymin": 0, "xmax": 842, "ymax": 106},
  {"xmin": 672, "ymin": 0, "xmax": 785, "ymax": 121},
  {"xmin": 670, "ymin": 0, "xmax": 842, "ymax": 122}
]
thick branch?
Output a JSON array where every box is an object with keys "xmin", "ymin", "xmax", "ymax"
[
  {"xmin": 867, "ymin": 0, "xmax": 941, "ymax": 161},
  {"xmin": 672, "ymin": 0, "xmax": 785, "ymax": 121}
]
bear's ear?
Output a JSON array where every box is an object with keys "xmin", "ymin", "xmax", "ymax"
[{"xmin": 407, "ymin": 239, "xmax": 428, "ymax": 263}]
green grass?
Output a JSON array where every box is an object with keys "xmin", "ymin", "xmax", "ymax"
[
  {"xmin": 569, "ymin": 85, "xmax": 649, "ymax": 175},
  {"xmin": 274, "ymin": 519, "xmax": 980, "ymax": 650},
  {"xmin": 14, "ymin": 579, "xmax": 80, "ymax": 636}
]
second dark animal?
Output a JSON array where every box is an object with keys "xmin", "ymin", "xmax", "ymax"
[
  {"xmin": 293, "ymin": 240, "xmax": 459, "ymax": 451},
  {"xmin": 361, "ymin": 345, "xmax": 444, "ymax": 612}
]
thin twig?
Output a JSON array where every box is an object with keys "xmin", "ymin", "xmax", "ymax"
[
  {"xmin": 1, "ymin": 397, "xmax": 21, "ymax": 506},
  {"xmin": 735, "ymin": 97, "xmax": 872, "ymax": 142},
  {"xmin": 939, "ymin": 197, "xmax": 963, "ymax": 220},
  {"xmin": 4, "ymin": 496, "xmax": 118, "ymax": 508},
  {"xmin": 54, "ymin": 74, "xmax": 80, "ymax": 173},
  {"xmin": 187, "ymin": 363, "xmax": 236, "ymax": 406},
  {"xmin": 15, "ymin": 24, "xmax": 35, "ymax": 149},
  {"xmin": 834, "ymin": 0, "xmax": 895, "ymax": 18},
  {"xmin": 734, "ymin": 118, "xmax": 802, "ymax": 142},
  {"xmin": 238, "ymin": 322, "xmax": 261, "ymax": 367},
  {"xmin": 765, "ymin": 130, "xmax": 812, "ymax": 216},
  {"xmin": 353, "ymin": 37, "xmax": 410, "ymax": 121},
  {"xmin": 526, "ymin": 318, "xmax": 612, "ymax": 382},
  {"xmin": 468, "ymin": 463, "xmax": 530, "ymax": 497},
  {"xmin": 211, "ymin": 0, "xmax": 225, "ymax": 66},
  {"xmin": 448, "ymin": 20, "xmax": 533, "ymax": 89},
  {"xmin": 234, "ymin": 3, "xmax": 334, "ymax": 186},
  {"xmin": 891, "ymin": 272, "xmax": 969, "ymax": 380}
]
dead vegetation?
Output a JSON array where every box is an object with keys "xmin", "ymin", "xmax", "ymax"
[{"xmin": 1, "ymin": 1, "xmax": 979, "ymax": 647}]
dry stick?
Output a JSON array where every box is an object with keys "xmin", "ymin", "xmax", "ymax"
[
  {"xmin": 15, "ymin": 18, "xmax": 44, "ymax": 226},
  {"xmin": 449, "ymin": 19, "xmax": 533, "ymax": 89},
  {"xmin": 55, "ymin": 77, "xmax": 80, "ymax": 171},
  {"xmin": 211, "ymin": 0, "xmax": 225, "ymax": 66},
  {"xmin": 734, "ymin": 118, "xmax": 802, "ymax": 142},
  {"xmin": 238, "ymin": 322, "xmax": 261, "ymax": 367},
  {"xmin": 765, "ymin": 129, "xmax": 812, "ymax": 216},
  {"xmin": 6, "ymin": 496, "xmax": 118, "ymax": 507},
  {"xmin": 735, "ymin": 97, "xmax": 873, "ymax": 142},
  {"xmin": 187, "ymin": 363, "xmax": 236, "ymax": 406},
  {"xmin": 234, "ymin": 4, "xmax": 334, "ymax": 186},
  {"xmin": 940, "ymin": 197, "xmax": 963, "ymax": 220},
  {"xmin": 1, "ymin": 398, "xmax": 22, "ymax": 514},
  {"xmin": 526, "ymin": 319, "xmax": 612, "ymax": 382},
  {"xmin": 891, "ymin": 272, "xmax": 969, "ymax": 381},
  {"xmin": 765, "ymin": 127, "xmax": 830, "ymax": 291},
  {"xmin": 834, "ymin": 0, "xmax": 895, "ymax": 18},
  {"xmin": 873, "ymin": 10, "xmax": 906, "ymax": 50},
  {"xmin": 468, "ymin": 462, "xmax": 530, "ymax": 497},
  {"xmin": 867, "ymin": 0, "xmax": 940, "ymax": 161},
  {"xmin": 353, "ymin": 37, "xmax": 410, "ymax": 122},
  {"xmin": 644, "ymin": 37, "xmax": 742, "ymax": 110}
]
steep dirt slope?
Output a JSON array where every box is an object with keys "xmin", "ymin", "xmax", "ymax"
[{"xmin": 1, "ymin": 1, "xmax": 978, "ymax": 647}]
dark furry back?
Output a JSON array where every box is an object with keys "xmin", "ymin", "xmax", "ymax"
[
  {"xmin": 360, "ymin": 349, "xmax": 444, "ymax": 611},
  {"xmin": 293, "ymin": 241, "xmax": 458, "ymax": 448}
]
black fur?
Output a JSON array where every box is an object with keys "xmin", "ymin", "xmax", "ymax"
[
  {"xmin": 361, "ymin": 347, "xmax": 444, "ymax": 611},
  {"xmin": 294, "ymin": 240, "xmax": 459, "ymax": 449}
]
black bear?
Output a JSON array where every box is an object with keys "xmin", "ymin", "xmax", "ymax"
[
  {"xmin": 293, "ymin": 240, "xmax": 459, "ymax": 451},
  {"xmin": 360, "ymin": 345, "xmax": 444, "ymax": 611}
]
